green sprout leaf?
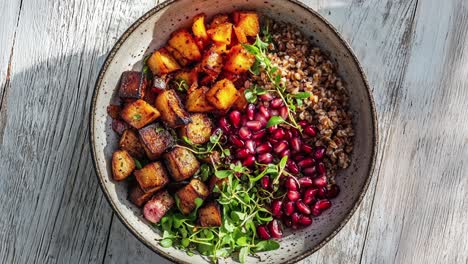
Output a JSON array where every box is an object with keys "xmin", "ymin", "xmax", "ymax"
[
  {"xmin": 133, "ymin": 158, "xmax": 143, "ymax": 170},
  {"xmin": 294, "ymin": 92, "xmax": 311, "ymax": 99},
  {"xmin": 160, "ymin": 238, "xmax": 173, "ymax": 248},
  {"xmin": 266, "ymin": 116, "xmax": 286, "ymax": 128},
  {"xmin": 254, "ymin": 240, "xmax": 280, "ymax": 252},
  {"xmin": 239, "ymin": 247, "xmax": 249, "ymax": 263}
]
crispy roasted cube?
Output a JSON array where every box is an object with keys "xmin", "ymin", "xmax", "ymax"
[
  {"xmin": 175, "ymin": 178, "xmax": 209, "ymax": 215},
  {"xmin": 206, "ymin": 79, "xmax": 239, "ymax": 110},
  {"xmin": 168, "ymin": 29, "xmax": 202, "ymax": 63},
  {"xmin": 174, "ymin": 70, "xmax": 197, "ymax": 86},
  {"xmin": 138, "ymin": 123, "xmax": 174, "ymax": 160},
  {"xmin": 201, "ymin": 48, "xmax": 223, "ymax": 77},
  {"xmin": 119, "ymin": 71, "xmax": 147, "ymax": 99},
  {"xmin": 119, "ymin": 129, "xmax": 146, "ymax": 158},
  {"xmin": 209, "ymin": 14, "xmax": 230, "ymax": 29},
  {"xmin": 232, "ymin": 88, "xmax": 248, "ymax": 110},
  {"xmin": 107, "ymin": 104, "xmax": 122, "ymax": 119},
  {"xmin": 233, "ymin": 26, "xmax": 248, "ymax": 44},
  {"xmin": 112, "ymin": 150, "xmax": 136, "ymax": 181},
  {"xmin": 134, "ymin": 161, "xmax": 170, "ymax": 193},
  {"xmin": 129, "ymin": 185, "xmax": 156, "ymax": 207},
  {"xmin": 179, "ymin": 113, "xmax": 213, "ymax": 144},
  {"xmin": 233, "ymin": 11, "xmax": 259, "ymax": 37},
  {"xmin": 198, "ymin": 202, "xmax": 222, "ymax": 227},
  {"xmin": 163, "ymin": 146, "xmax": 200, "ymax": 181},
  {"xmin": 224, "ymin": 44, "xmax": 256, "ymax": 74},
  {"xmin": 199, "ymin": 150, "xmax": 221, "ymax": 164},
  {"xmin": 120, "ymin": 99, "xmax": 160, "ymax": 129},
  {"xmin": 209, "ymin": 175, "xmax": 229, "ymax": 192},
  {"xmin": 192, "ymin": 14, "xmax": 209, "ymax": 42},
  {"xmin": 155, "ymin": 89, "xmax": 191, "ymax": 128},
  {"xmin": 143, "ymin": 190, "xmax": 175, "ymax": 224},
  {"xmin": 207, "ymin": 22, "xmax": 233, "ymax": 44},
  {"xmin": 186, "ymin": 86, "xmax": 216, "ymax": 113},
  {"xmin": 166, "ymin": 45, "xmax": 191, "ymax": 66},
  {"xmin": 147, "ymin": 48, "xmax": 181, "ymax": 76}
]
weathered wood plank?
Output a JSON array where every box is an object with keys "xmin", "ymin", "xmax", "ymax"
[{"xmin": 361, "ymin": 0, "xmax": 468, "ymax": 263}]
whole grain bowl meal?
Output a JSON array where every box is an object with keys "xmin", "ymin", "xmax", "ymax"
[{"xmin": 90, "ymin": 1, "xmax": 378, "ymax": 263}]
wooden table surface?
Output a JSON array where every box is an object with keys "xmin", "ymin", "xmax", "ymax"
[{"xmin": 1, "ymin": 0, "xmax": 467, "ymax": 263}]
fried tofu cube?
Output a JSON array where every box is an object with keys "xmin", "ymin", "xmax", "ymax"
[
  {"xmin": 224, "ymin": 44, "xmax": 256, "ymax": 74},
  {"xmin": 232, "ymin": 88, "xmax": 248, "ymax": 110},
  {"xmin": 155, "ymin": 89, "xmax": 191, "ymax": 128},
  {"xmin": 163, "ymin": 146, "xmax": 200, "ymax": 181},
  {"xmin": 168, "ymin": 29, "xmax": 202, "ymax": 63},
  {"xmin": 112, "ymin": 150, "xmax": 136, "ymax": 181},
  {"xmin": 201, "ymin": 48, "xmax": 223, "ymax": 77},
  {"xmin": 207, "ymin": 22, "xmax": 233, "ymax": 44},
  {"xmin": 233, "ymin": 11, "xmax": 260, "ymax": 37},
  {"xmin": 138, "ymin": 123, "xmax": 175, "ymax": 160},
  {"xmin": 206, "ymin": 79, "xmax": 239, "ymax": 110},
  {"xmin": 179, "ymin": 113, "xmax": 213, "ymax": 144},
  {"xmin": 143, "ymin": 190, "xmax": 175, "ymax": 224},
  {"xmin": 147, "ymin": 48, "xmax": 181, "ymax": 76},
  {"xmin": 198, "ymin": 202, "xmax": 222, "ymax": 227},
  {"xmin": 186, "ymin": 86, "xmax": 216, "ymax": 113},
  {"xmin": 134, "ymin": 161, "xmax": 170, "ymax": 193},
  {"xmin": 175, "ymin": 179, "xmax": 209, "ymax": 215},
  {"xmin": 119, "ymin": 71, "xmax": 147, "ymax": 99},
  {"xmin": 119, "ymin": 129, "xmax": 146, "ymax": 158},
  {"xmin": 120, "ymin": 99, "xmax": 160, "ymax": 129},
  {"xmin": 129, "ymin": 185, "xmax": 156, "ymax": 207},
  {"xmin": 209, "ymin": 14, "xmax": 230, "ymax": 29},
  {"xmin": 233, "ymin": 26, "xmax": 248, "ymax": 44},
  {"xmin": 192, "ymin": 14, "xmax": 209, "ymax": 42}
]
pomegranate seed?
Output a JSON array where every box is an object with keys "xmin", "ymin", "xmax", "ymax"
[
  {"xmin": 283, "ymin": 201, "xmax": 295, "ymax": 216},
  {"xmin": 291, "ymin": 128, "xmax": 299, "ymax": 137},
  {"xmin": 318, "ymin": 186, "xmax": 328, "ymax": 197},
  {"xmin": 267, "ymin": 125, "xmax": 278, "ymax": 133},
  {"xmin": 282, "ymin": 217, "xmax": 292, "ymax": 227},
  {"xmin": 261, "ymin": 176, "xmax": 270, "ymax": 189},
  {"xmin": 299, "ymin": 215, "xmax": 313, "ymax": 226},
  {"xmin": 293, "ymin": 155, "xmax": 305, "ymax": 162},
  {"xmin": 243, "ymin": 155, "xmax": 256, "ymax": 167},
  {"xmin": 269, "ymin": 138, "xmax": 279, "ymax": 145},
  {"xmin": 288, "ymin": 190, "xmax": 300, "ymax": 201},
  {"xmin": 314, "ymin": 199, "xmax": 331, "ymax": 211},
  {"xmin": 240, "ymin": 116, "xmax": 248, "ymax": 126},
  {"xmin": 290, "ymin": 137, "xmax": 301, "ymax": 152},
  {"xmin": 257, "ymin": 225, "xmax": 271, "ymax": 240},
  {"xmin": 271, "ymin": 98, "xmax": 283, "ymax": 108},
  {"xmin": 247, "ymin": 104, "xmax": 256, "ymax": 120},
  {"xmin": 218, "ymin": 117, "xmax": 231, "ymax": 133},
  {"xmin": 258, "ymin": 153, "xmax": 273, "ymax": 164},
  {"xmin": 285, "ymin": 177, "xmax": 298, "ymax": 191},
  {"xmin": 304, "ymin": 126, "xmax": 317, "ymax": 137},
  {"xmin": 280, "ymin": 149, "xmax": 291, "ymax": 158},
  {"xmin": 272, "ymin": 128, "xmax": 286, "ymax": 139},
  {"xmin": 298, "ymin": 121, "xmax": 308, "ymax": 127},
  {"xmin": 255, "ymin": 113, "xmax": 268, "ymax": 126},
  {"xmin": 298, "ymin": 177, "xmax": 313, "ymax": 188},
  {"xmin": 259, "ymin": 93, "xmax": 275, "ymax": 101},
  {"xmin": 317, "ymin": 162, "xmax": 326, "ymax": 174},
  {"xmin": 286, "ymin": 160, "xmax": 300, "ymax": 174},
  {"xmin": 312, "ymin": 207, "xmax": 322, "ymax": 216},
  {"xmin": 284, "ymin": 130, "xmax": 293, "ymax": 140},
  {"xmin": 301, "ymin": 144, "xmax": 314, "ymax": 154},
  {"xmin": 229, "ymin": 111, "xmax": 241, "ymax": 128},
  {"xmin": 296, "ymin": 200, "xmax": 311, "ymax": 215},
  {"xmin": 314, "ymin": 147, "xmax": 326, "ymax": 160},
  {"xmin": 274, "ymin": 141, "xmax": 289, "ymax": 154},
  {"xmin": 246, "ymin": 120, "xmax": 263, "ymax": 131},
  {"xmin": 256, "ymin": 143, "xmax": 272, "ymax": 154},
  {"xmin": 268, "ymin": 219, "xmax": 283, "ymax": 238},
  {"xmin": 236, "ymin": 149, "xmax": 250, "ymax": 159},
  {"xmin": 252, "ymin": 129, "xmax": 266, "ymax": 140},
  {"xmin": 245, "ymin": 140, "xmax": 256, "ymax": 153},
  {"xmin": 291, "ymin": 212, "xmax": 300, "ymax": 224},
  {"xmin": 298, "ymin": 158, "xmax": 315, "ymax": 168},
  {"xmin": 313, "ymin": 175, "xmax": 328, "ymax": 187},
  {"xmin": 326, "ymin": 184, "xmax": 340, "ymax": 198},
  {"xmin": 279, "ymin": 106, "xmax": 288, "ymax": 120},
  {"xmin": 229, "ymin": 135, "xmax": 244, "ymax": 148},
  {"xmin": 303, "ymin": 166, "xmax": 317, "ymax": 176},
  {"xmin": 303, "ymin": 188, "xmax": 319, "ymax": 204},
  {"xmin": 270, "ymin": 109, "xmax": 279, "ymax": 116},
  {"xmin": 271, "ymin": 200, "xmax": 283, "ymax": 218},
  {"xmin": 239, "ymin": 127, "xmax": 252, "ymax": 139},
  {"xmin": 259, "ymin": 105, "xmax": 270, "ymax": 119}
]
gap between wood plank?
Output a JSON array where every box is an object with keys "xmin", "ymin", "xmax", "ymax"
[{"xmin": 101, "ymin": 214, "xmax": 115, "ymax": 264}]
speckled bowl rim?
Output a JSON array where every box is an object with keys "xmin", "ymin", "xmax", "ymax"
[{"xmin": 89, "ymin": 0, "xmax": 379, "ymax": 263}]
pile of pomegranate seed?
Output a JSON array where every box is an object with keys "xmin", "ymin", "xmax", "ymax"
[{"xmin": 217, "ymin": 94, "xmax": 341, "ymax": 239}]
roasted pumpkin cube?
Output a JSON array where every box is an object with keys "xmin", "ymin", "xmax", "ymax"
[
  {"xmin": 168, "ymin": 29, "xmax": 202, "ymax": 63},
  {"xmin": 201, "ymin": 48, "xmax": 223, "ymax": 77},
  {"xmin": 129, "ymin": 185, "xmax": 156, "ymax": 207},
  {"xmin": 233, "ymin": 11, "xmax": 259, "ymax": 37},
  {"xmin": 120, "ymin": 99, "xmax": 161, "ymax": 129},
  {"xmin": 112, "ymin": 150, "xmax": 136, "ymax": 181},
  {"xmin": 147, "ymin": 48, "xmax": 181, "ymax": 76},
  {"xmin": 138, "ymin": 123, "xmax": 175, "ymax": 160},
  {"xmin": 179, "ymin": 113, "xmax": 213, "ymax": 144},
  {"xmin": 198, "ymin": 202, "xmax": 222, "ymax": 227},
  {"xmin": 155, "ymin": 89, "xmax": 191, "ymax": 128},
  {"xmin": 192, "ymin": 14, "xmax": 209, "ymax": 42},
  {"xmin": 174, "ymin": 70, "xmax": 197, "ymax": 86},
  {"xmin": 175, "ymin": 178, "xmax": 209, "ymax": 215},
  {"xmin": 224, "ymin": 44, "xmax": 256, "ymax": 74},
  {"xmin": 233, "ymin": 26, "xmax": 248, "ymax": 44},
  {"xmin": 232, "ymin": 88, "xmax": 248, "ymax": 110},
  {"xmin": 186, "ymin": 86, "xmax": 216, "ymax": 113},
  {"xmin": 206, "ymin": 79, "xmax": 239, "ymax": 110},
  {"xmin": 165, "ymin": 46, "xmax": 191, "ymax": 66},
  {"xmin": 207, "ymin": 22, "xmax": 233, "ymax": 44},
  {"xmin": 143, "ymin": 190, "xmax": 175, "ymax": 224},
  {"xmin": 119, "ymin": 71, "xmax": 147, "ymax": 99},
  {"xmin": 163, "ymin": 146, "xmax": 200, "ymax": 181},
  {"xmin": 134, "ymin": 161, "xmax": 170, "ymax": 193},
  {"xmin": 209, "ymin": 14, "xmax": 230, "ymax": 29},
  {"xmin": 119, "ymin": 129, "xmax": 146, "ymax": 158}
]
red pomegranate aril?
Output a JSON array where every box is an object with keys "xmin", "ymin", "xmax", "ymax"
[
  {"xmin": 315, "ymin": 199, "xmax": 332, "ymax": 211},
  {"xmin": 252, "ymin": 129, "xmax": 266, "ymax": 140},
  {"xmin": 314, "ymin": 147, "xmax": 326, "ymax": 160},
  {"xmin": 259, "ymin": 105, "xmax": 271, "ymax": 119},
  {"xmin": 256, "ymin": 143, "xmax": 272, "ymax": 154},
  {"xmin": 258, "ymin": 153, "xmax": 273, "ymax": 164},
  {"xmin": 229, "ymin": 110, "xmax": 241, "ymax": 128},
  {"xmin": 298, "ymin": 158, "xmax": 315, "ymax": 168},
  {"xmin": 298, "ymin": 177, "xmax": 313, "ymax": 188},
  {"xmin": 269, "ymin": 138, "xmax": 279, "ymax": 145},
  {"xmin": 303, "ymin": 166, "xmax": 317, "ymax": 176},
  {"xmin": 272, "ymin": 128, "xmax": 286, "ymax": 139},
  {"xmin": 271, "ymin": 98, "xmax": 283, "ymax": 108},
  {"xmin": 255, "ymin": 113, "xmax": 268, "ymax": 126},
  {"xmin": 304, "ymin": 125, "xmax": 317, "ymax": 137},
  {"xmin": 274, "ymin": 141, "xmax": 289, "ymax": 154},
  {"xmin": 243, "ymin": 155, "xmax": 256, "ymax": 167},
  {"xmin": 236, "ymin": 148, "xmax": 250, "ymax": 159},
  {"xmin": 293, "ymin": 155, "xmax": 305, "ymax": 162},
  {"xmin": 280, "ymin": 149, "xmax": 291, "ymax": 158},
  {"xmin": 218, "ymin": 117, "xmax": 231, "ymax": 133},
  {"xmin": 239, "ymin": 127, "xmax": 252, "ymax": 139},
  {"xmin": 291, "ymin": 128, "xmax": 299, "ymax": 137},
  {"xmin": 257, "ymin": 225, "xmax": 271, "ymax": 240},
  {"xmin": 313, "ymin": 175, "xmax": 328, "ymax": 187},
  {"xmin": 230, "ymin": 135, "xmax": 244, "ymax": 148},
  {"xmin": 285, "ymin": 177, "xmax": 298, "ymax": 191},
  {"xmin": 240, "ymin": 116, "xmax": 248, "ymax": 126},
  {"xmin": 268, "ymin": 219, "xmax": 283, "ymax": 239},
  {"xmin": 247, "ymin": 104, "xmax": 256, "ymax": 120},
  {"xmin": 267, "ymin": 125, "xmax": 278, "ymax": 133},
  {"xmin": 245, "ymin": 140, "xmax": 256, "ymax": 153},
  {"xmin": 296, "ymin": 200, "xmax": 311, "ymax": 215},
  {"xmin": 259, "ymin": 93, "xmax": 275, "ymax": 101},
  {"xmin": 303, "ymin": 188, "xmax": 319, "ymax": 204},
  {"xmin": 318, "ymin": 186, "xmax": 328, "ymax": 197},
  {"xmin": 271, "ymin": 200, "xmax": 283, "ymax": 218},
  {"xmin": 299, "ymin": 215, "xmax": 313, "ymax": 226},
  {"xmin": 270, "ymin": 109, "xmax": 279, "ymax": 117},
  {"xmin": 301, "ymin": 144, "xmax": 314, "ymax": 154},
  {"xmin": 261, "ymin": 176, "xmax": 270, "ymax": 189},
  {"xmin": 288, "ymin": 190, "xmax": 300, "ymax": 201},
  {"xmin": 285, "ymin": 130, "xmax": 293, "ymax": 140},
  {"xmin": 291, "ymin": 212, "xmax": 300, "ymax": 224},
  {"xmin": 279, "ymin": 106, "xmax": 289, "ymax": 120},
  {"xmin": 284, "ymin": 201, "xmax": 295, "ymax": 216},
  {"xmin": 290, "ymin": 137, "xmax": 301, "ymax": 152},
  {"xmin": 312, "ymin": 207, "xmax": 322, "ymax": 216},
  {"xmin": 317, "ymin": 162, "xmax": 326, "ymax": 174},
  {"xmin": 326, "ymin": 184, "xmax": 340, "ymax": 198},
  {"xmin": 298, "ymin": 120, "xmax": 308, "ymax": 127},
  {"xmin": 286, "ymin": 160, "xmax": 300, "ymax": 174},
  {"xmin": 246, "ymin": 120, "xmax": 263, "ymax": 131}
]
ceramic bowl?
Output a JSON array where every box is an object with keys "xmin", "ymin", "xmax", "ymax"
[{"xmin": 90, "ymin": 0, "xmax": 378, "ymax": 263}]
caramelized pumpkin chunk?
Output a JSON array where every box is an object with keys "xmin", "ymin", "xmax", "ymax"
[
  {"xmin": 147, "ymin": 48, "xmax": 181, "ymax": 76},
  {"xmin": 120, "ymin": 99, "xmax": 160, "ymax": 129},
  {"xmin": 119, "ymin": 129, "xmax": 146, "ymax": 158},
  {"xmin": 233, "ymin": 11, "xmax": 260, "ymax": 37},
  {"xmin": 163, "ymin": 146, "xmax": 200, "ymax": 182},
  {"xmin": 155, "ymin": 89, "xmax": 191, "ymax": 128},
  {"xmin": 134, "ymin": 161, "xmax": 170, "ymax": 193},
  {"xmin": 186, "ymin": 86, "xmax": 216, "ymax": 113},
  {"xmin": 118, "ymin": 71, "xmax": 147, "ymax": 99},
  {"xmin": 112, "ymin": 150, "xmax": 135, "ymax": 181},
  {"xmin": 206, "ymin": 79, "xmax": 239, "ymax": 110},
  {"xmin": 207, "ymin": 22, "xmax": 233, "ymax": 44},
  {"xmin": 192, "ymin": 14, "xmax": 209, "ymax": 42},
  {"xmin": 198, "ymin": 202, "xmax": 222, "ymax": 227},
  {"xmin": 175, "ymin": 179, "xmax": 209, "ymax": 215},
  {"xmin": 138, "ymin": 123, "xmax": 174, "ymax": 160},
  {"xmin": 129, "ymin": 185, "xmax": 156, "ymax": 207},
  {"xmin": 224, "ymin": 44, "xmax": 256, "ymax": 74},
  {"xmin": 179, "ymin": 113, "xmax": 213, "ymax": 144},
  {"xmin": 168, "ymin": 29, "xmax": 202, "ymax": 63}
]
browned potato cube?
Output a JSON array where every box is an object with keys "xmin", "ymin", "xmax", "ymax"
[
  {"xmin": 209, "ymin": 14, "xmax": 230, "ymax": 29},
  {"xmin": 198, "ymin": 202, "xmax": 222, "ymax": 227},
  {"xmin": 112, "ymin": 150, "xmax": 136, "ymax": 181},
  {"xmin": 166, "ymin": 45, "xmax": 191, "ymax": 67},
  {"xmin": 224, "ymin": 44, "xmax": 256, "ymax": 74},
  {"xmin": 120, "ymin": 99, "xmax": 160, "ymax": 129},
  {"xmin": 233, "ymin": 26, "xmax": 248, "ymax": 44},
  {"xmin": 179, "ymin": 113, "xmax": 213, "ymax": 144},
  {"xmin": 119, "ymin": 71, "xmax": 147, "ymax": 99},
  {"xmin": 134, "ymin": 161, "xmax": 170, "ymax": 193},
  {"xmin": 232, "ymin": 88, "xmax": 248, "ymax": 110},
  {"xmin": 192, "ymin": 14, "xmax": 209, "ymax": 42},
  {"xmin": 147, "ymin": 48, "xmax": 181, "ymax": 76},
  {"xmin": 163, "ymin": 146, "xmax": 200, "ymax": 181},
  {"xmin": 233, "ymin": 11, "xmax": 260, "ymax": 37},
  {"xmin": 143, "ymin": 190, "xmax": 175, "ymax": 224},
  {"xmin": 119, "ymin": 129, "xmax": 145, "ymax": 158},
  {"xmin": 175, "ymin": 178, "xmax": 209, "ymax": 215},
  {"xmin": 186, "ymin": 87, "xmax": 216, "ymax": 113},
  {"xmin": 138, "ymin": 123, "xmax": 174, "ymax": 160},
  {"xmin": 201, "ymin": 47, "xmax": 223, "ymax": 77},
  {"xmin": 168, "ymin": 29, "xmax": 202, "ymax": 63},
  {"xmin": 174, "ymin": 70, "xmax": 197, "ymax": 87},
  {"xmin": 206, "ymin": 79, "xmax": 239, "ymax": 110},
  {"xmin": 207, "ymin": 22, "xmax": 233, "ymax": 45},
  {"xmin": 155, "ymin": 89, "xmax": 191, "ymax": 128}
]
